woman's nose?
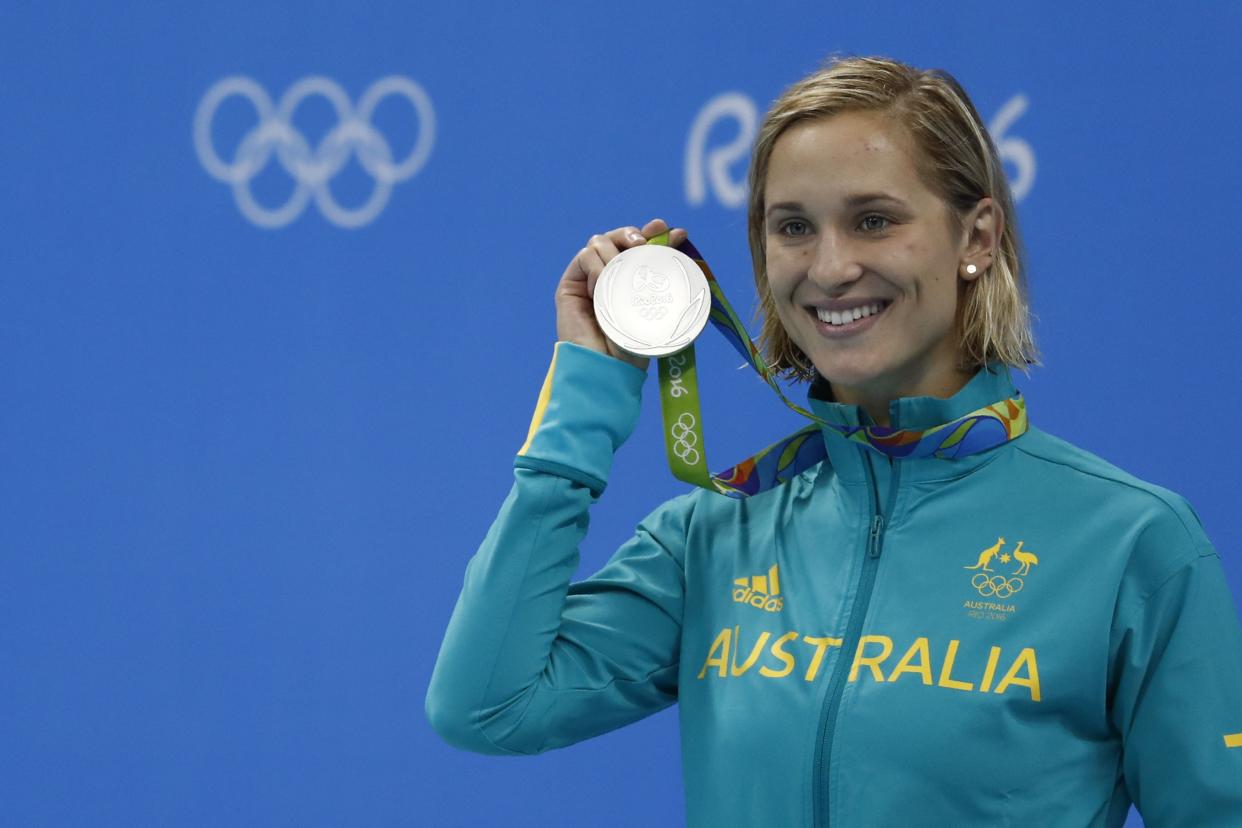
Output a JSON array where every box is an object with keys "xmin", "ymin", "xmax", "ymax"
[{"xmin": 807, "ymin": 230, "xmax": 864, "ymax": 288}]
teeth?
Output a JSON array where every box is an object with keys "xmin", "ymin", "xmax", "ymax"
[{"xmin": 816, "ymin": 302, "xmax": 885, "ymax": 326}]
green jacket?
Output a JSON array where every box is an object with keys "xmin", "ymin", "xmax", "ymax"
[{"xmin": 427, "ymin": 340, "xmax": 1242, "ymax": 826}]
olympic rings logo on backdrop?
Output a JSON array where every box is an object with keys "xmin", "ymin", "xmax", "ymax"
[
  {"xmin": 684, "ymin": 91, "xmax": 1035, "ymax": 208},
  {"xmin": 193, "ymin": 75, "xmax": 435, "ymax": 229},
  {"xmin": 670, "ymin": 412, "xmax": 700, "ymax": 465}
]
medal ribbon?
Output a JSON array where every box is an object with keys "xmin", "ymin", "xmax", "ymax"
[{"xmin": 644, "ymin": 232, "xmax": 1029, "ymax": 499}]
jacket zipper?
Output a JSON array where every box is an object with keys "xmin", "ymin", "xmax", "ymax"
[{"xmin": 811, "ymin": 453, "xmax": 897, "ymax": 828}]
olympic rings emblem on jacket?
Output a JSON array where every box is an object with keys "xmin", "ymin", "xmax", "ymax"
[
  {"xmin": 671, "ymin": 412, "xmax": 700, "ymax": 465},
  {"xmin": 193, "ymin": 75, "xmax": 435, "ymax": 229},
  {"xmin": 971, "ymin": 573, "xmax": 1025, "ymax": 598}
]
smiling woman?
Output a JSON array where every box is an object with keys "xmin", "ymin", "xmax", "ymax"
[
  {"xmin": 759, "ymin": 110, "xmax": 1004, "ymax": 425},
  {"xmin": 744, "ymin": 60, "xmax": 1040, "ymax": 430},
  {"xmin": 426, "ymin": 54, "xmax": 1242, "ymax": 828}
]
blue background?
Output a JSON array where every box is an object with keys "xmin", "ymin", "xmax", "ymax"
[{"xmin": 3, "ymin": 2, "xmax": 1239, "ymax": 825}]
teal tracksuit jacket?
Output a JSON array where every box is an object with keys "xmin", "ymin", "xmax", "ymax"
[{"xmin": 426, "ymin": 340, "xmax": 1242, "ymax": 826}]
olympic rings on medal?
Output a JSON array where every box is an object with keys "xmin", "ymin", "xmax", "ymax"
[
  {"xmin": 670, "ymin": 412, "xmax": 700, "ymax": 465},
  {"xmin": 638, "ymin": 306, "xmax": 668, "ymax": 321},
  {"xmin": 971, "ymin": 573, "xmax": 1025, "ymax": 598},
  {"xmin": 194, "ymin": 75, "xmax": 435, "ymax": 228}
]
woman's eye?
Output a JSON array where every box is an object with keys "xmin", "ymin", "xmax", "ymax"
[
  {"xmin": 780, "ymin": 220, "xmax": 809, "ymax": 237},
  {"xmin": 860, "ymin": 215, "xmax": 891, "ymax": 232}
]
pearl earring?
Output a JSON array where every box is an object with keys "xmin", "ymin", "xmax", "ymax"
[{"xmin": 965, "ymin": 264, "xmax": 977, "ymax": 274}]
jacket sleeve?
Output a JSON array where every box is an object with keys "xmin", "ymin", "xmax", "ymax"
[
  {"xmin": 1109, "ymin": 500, "xmax": 1242, "ymax": 825},
  {"xmin": 425, "ymin": 340, "xmax": 692, "ymax": 756}
]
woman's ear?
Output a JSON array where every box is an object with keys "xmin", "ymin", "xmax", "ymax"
[{"xmin": 959, "ymin": 197, "xmax": 1003, "ymax": 278}]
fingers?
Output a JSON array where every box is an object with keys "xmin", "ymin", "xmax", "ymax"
[
  {"xmin": 570, "ymin": 219, "xmax": 691, "ymax": 298},
  {"xmin": 640, "ymin": 219, "xmax": 688, "ymax": 247},
  {"xmin": 641, "ymin": 218, "xmax": 669, "ymax": 237},
  {"xmin": 584, "ymin": 233, "xmax": 620, "ymax": 297},
  {"xmin": 582, "ymin": 221, "xmax": 662, "ymax": 296}
]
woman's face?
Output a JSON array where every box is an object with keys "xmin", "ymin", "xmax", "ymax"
[{"xmin": 763, "ymin": 110, "xmax": 999, "ymax": 422}]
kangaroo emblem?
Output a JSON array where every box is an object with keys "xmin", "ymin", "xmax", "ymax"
[
  {"xmin": 1011, "ymin": 540, "xmax": 1039, "ymax": 576},
  {"xmin": 964, "ymin": 537, "xmax": 1005, "ymax": 572}
]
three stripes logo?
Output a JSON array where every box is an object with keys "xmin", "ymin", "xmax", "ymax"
[{"xmin": 733, "ymin": 564, "xmax": 785, "ymax": 613}]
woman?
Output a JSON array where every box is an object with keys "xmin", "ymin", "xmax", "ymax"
[{"xmin": 426, "ymin": 55, "xmax": 1242, "ymax": 826}]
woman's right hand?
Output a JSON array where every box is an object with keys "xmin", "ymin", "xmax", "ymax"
[{"xmin": 555, "ymin": 218, "xmax": 689, "ymax": 373}]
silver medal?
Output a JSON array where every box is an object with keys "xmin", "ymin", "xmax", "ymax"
[{"xmin": 593, "ymin": 244, "xmax": 711, "ymax": 358}]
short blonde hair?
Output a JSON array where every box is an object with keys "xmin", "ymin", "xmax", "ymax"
[{"xmin": 746, "ymin": 54, "xmax": 1042, "ymax": 383}]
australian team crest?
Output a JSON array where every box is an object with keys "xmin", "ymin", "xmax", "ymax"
[{"xmin": 963, "ymin": 536, "xmax": 1040, "ymax": 622}]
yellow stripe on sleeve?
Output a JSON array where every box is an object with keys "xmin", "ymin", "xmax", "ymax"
[
  {"xmin": 517, "ymin": 344, "xmax": 559, "ymax": 457},
  {"xmin": 1224, "ymin": 733, "xmax": 1242, "ymax": 748}
]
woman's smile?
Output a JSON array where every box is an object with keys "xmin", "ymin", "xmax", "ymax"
[{"xmin": 804, "ymin": 299, "xmax": 893, "ymax": 338}]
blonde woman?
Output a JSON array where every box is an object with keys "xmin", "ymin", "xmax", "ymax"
[{"xmin": 427, "ymin": 55, "xmax": 1242, "ymax": 826}]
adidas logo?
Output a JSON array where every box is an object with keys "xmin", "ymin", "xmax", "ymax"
[{"xmin": 733, "ymin": 564, "xmax": 785, "ymax": 613}]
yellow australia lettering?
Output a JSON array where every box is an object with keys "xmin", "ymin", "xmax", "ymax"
[
  {"xmin": 848, "ymin": 635, "xmax": 893, "ymax": 682},
  {"xmin": 731, "ymin": 627, "xmax": 770, "ymax": 677},
  {"xmin": 887, "ymin": 637, "xmax": 933, "ymax": 685},
  {"xmin": 697, "ymin": 627, "xmax": 731, "ymax": 679},
  {"xmin": 994, "ymin": 646, "xmax": 1041, "ymax": 702},
  {"xmin": 695, "ymin": 627, "xmax": 1043, "ymax": 703},
  {"xmin": 801, "ymin": 636, "xmax": 843, "ymax": 681},
  {"xmin": 937, "ymin": 639, "xmax": 975, "ymax": 691},
  {"xmin": 759, "ymin": 631, "xmax": 800, "ymax": 678},
  {"xmin": 979, "ymin": 645, "xmax": 1002, "ymax": 692}
]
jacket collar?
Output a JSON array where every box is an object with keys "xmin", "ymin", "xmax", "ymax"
[{"xmin": 805, "ymin": 361, "xmax": 1022, "ymax": 485}]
